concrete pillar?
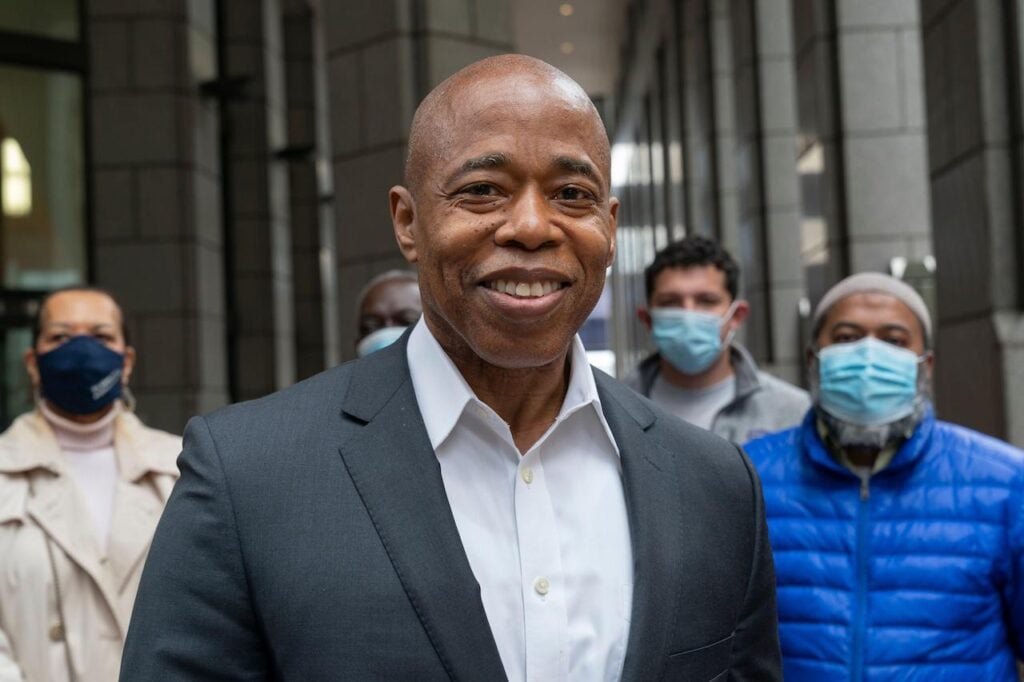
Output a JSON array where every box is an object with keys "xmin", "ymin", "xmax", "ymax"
[
  {"xmin": 680, "ymin": 0, "xmax": 719, "ymax": 237},
  {"xmin": 792, "ymin": 0, "xmax": 848, "ymax": 294},
  {"xmin": 321, "ymin": 0, "xmax": 514, "ymax": 359},
  {"xmin": 709, "ymin": 0, "xmax": 741, "ymax": 254},
  {"xmin": 281, "ymin": 0, "xmax": 338, "ymax": 380},
  {"xmin": 730, "ymin": 0, "xmax": 805, "ymax": 382},
  {"xmin": 222, "ymin": 0, "xmax": 296, "ymax": 401},
  {"xmin": 922, "ymin": 0, "xmax": 1024, "ymax": 443},
  {"xmin": 837, "ymin": 0, "xmax": 932, "ymax": 272},
  {"xmin": 88, "ymin": 0, "xmax": 228, "ymax": 433}
]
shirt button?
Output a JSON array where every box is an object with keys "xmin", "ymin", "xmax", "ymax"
[
  {"xmin": 534, "ymin": 577, "xmax": 550, "ymax": 596},
  {"xmin": 521, "ymin": 467, "xmax": 534, "ymax": 484},
  {"xmin": 49, "ymin": 624, "xmax": 64, "ymax": 641}
]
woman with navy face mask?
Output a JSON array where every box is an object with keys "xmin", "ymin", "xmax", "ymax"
[{"xmin": 0, "ymin": 287, "xmax": 180, "ymax": 682}]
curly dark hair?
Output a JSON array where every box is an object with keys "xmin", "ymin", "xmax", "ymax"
[{"xmin": 643, "ymin": 235, "xmax": 740, "ymax": 302}]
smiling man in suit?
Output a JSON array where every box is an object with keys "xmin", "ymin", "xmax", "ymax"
[{"xmin": 120, "ymin": 54, "xmax": 781, "ymax": 681}]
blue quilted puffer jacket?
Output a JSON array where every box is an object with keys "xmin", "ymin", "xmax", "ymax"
[{"xmin": 745, "ymin": 410, "xmax": 1024, "ymax": 681}]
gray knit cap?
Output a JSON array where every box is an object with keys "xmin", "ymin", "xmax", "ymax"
[{"xmin": 812, "ymin": 272, "xmax": 932, "ymax": 342}]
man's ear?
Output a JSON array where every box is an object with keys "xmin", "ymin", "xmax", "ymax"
[
  {"xmin": 728, "ymin": 299, "xmax": 750, "ymax": 332},
  {"xmin": 922, "ymin": 349, "xmax": 935, "ymax": 379},
  {"xmin": 390, "ymin": 186, "xmax": 418, "ymax": 263},
  {"xmin": 637, "ymin": 306, "xmax": 652, "ymax": 329},
  {"xmin": 606, "ymin": 196, "xmax": 619, "ymax": 267}
]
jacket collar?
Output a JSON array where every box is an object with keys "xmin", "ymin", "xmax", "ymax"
[
  {"xmin": 340, "ymin": 337, "xmax": 678, "ymax": 681},
  {"xmin": 636, "ymin": 343, "xmax": 764, "ymax": 400},
  {"xmin": 799, "ymin": 408, "xmax": 936, "ymax": 478},
  {"xmin": 0, "ymin": 407, "xmax": 177, "ymax": 481}
]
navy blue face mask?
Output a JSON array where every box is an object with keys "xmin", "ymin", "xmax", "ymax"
[{"xmin": 36, "ymin": 335, "xmax": 125, "ymax": 415}]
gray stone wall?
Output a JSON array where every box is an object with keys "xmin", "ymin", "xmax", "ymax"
[
  {"xmin": 88, "ymin": 0, "xmax": 227, "ymax": 434},
  {"xmin": 922, "ymin": 0, "xmax": 1023, "ymax": 441}
]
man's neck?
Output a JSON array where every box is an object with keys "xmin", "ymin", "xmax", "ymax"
[
  {"xmin": 659, "ymin": 348, "xmax": 734, "ymax": 391},
  {"xmin": 451, "ymin": 352, "xmax": 570, "ymax": 454}
]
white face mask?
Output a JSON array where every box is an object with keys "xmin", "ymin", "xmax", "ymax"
[{"xmin": 356, "ymin": 326, "xmax": 407, "ymax": 358}]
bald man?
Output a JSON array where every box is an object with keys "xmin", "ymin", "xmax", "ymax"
[{"xmin": 121, "ymin": 55, "xmax": 781, "ymax": 681}]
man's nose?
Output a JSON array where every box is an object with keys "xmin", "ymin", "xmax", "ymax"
[{"xmin": 494, "ymin": 187, "xmax": 563, "ymax": 250}]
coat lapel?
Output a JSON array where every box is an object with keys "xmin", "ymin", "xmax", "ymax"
[
  {"xmin": 595, "ymin": 373, "xmax": 687, "ymax": 682},
  {"xmin": 25, "ymin": 470, "xmax": 125, "ymax": 630},
  {"xmin": 337, "ymin": 341, "xmax": 508, "ymax": 682},
  {"xmin": 107, "ymin": 419, "xmax": 177, "ymax": 593}
]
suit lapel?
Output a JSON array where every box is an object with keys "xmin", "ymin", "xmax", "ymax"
[
  {"xmin": 596, "ymin": 373, "xmax": 687, "ymax": 682},
  {"xmin": 337, "ymin": 341, "xmax": 508, "ymax": 682}
]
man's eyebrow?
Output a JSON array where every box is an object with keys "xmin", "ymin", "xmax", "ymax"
[
  {"xmin": 446, "ymin": 153, "xmax": 511, "ymax": 184},
  {"xmin": 554, "ymin": 156, "xmax": 596, "ymax": 178}
]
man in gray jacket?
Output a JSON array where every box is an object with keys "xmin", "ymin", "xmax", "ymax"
[{"xmin": 628, "ymin": 236, "xmax": 808, "ymax": 443}]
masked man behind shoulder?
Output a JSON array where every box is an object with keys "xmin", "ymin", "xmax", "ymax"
[
  {"xmin": 0, "ymin": 287, "xmax": 180, "ymax": 682},
  {"xmin": 746, "ymin": 273, "xmax": 1024, "ymax": 680},
  {"xmin": 629, "ymin": 236, "xmax": 809, "ymax": 443},
  {"xmin": 121, "ymin": 56, "xmax": 781, "ymax": 681}
]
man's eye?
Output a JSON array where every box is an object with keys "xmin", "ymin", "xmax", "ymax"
[
  {"xmin": 462, "ymin": 184, "xmax": 497, "ymax": 196},
  {"xmin": 882, "ymin": 337, "xmax": 908, "ymax": 348},
  {"xmin": 556, "ymin": 186, "xmax": 593, "ymax": 202}
]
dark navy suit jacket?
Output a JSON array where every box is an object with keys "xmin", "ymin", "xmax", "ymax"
[{"xmin": 120, "ymin": 337, "xmax": 781, "ymax": 681}]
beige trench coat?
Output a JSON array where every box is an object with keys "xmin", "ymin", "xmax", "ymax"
[{"xmin": 0, "ymin": 408, "xmax": 180, "ymax": 682}]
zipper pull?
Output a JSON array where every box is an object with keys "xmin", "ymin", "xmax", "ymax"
[{"xmin": 859, "ymin": 473, "xmax": 870, "ymax": 501}]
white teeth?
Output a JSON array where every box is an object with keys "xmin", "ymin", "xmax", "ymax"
[{"xmin": 488, "ymin": 280, "xmax": 563, "ymax": 298}]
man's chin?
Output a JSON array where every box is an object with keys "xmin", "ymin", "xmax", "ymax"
[{"xmin": 815, "ymin": 401, "xmax": 926, "ymax": 451}]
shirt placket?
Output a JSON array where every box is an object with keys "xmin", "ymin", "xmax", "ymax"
[{"xmin": 515, "ymin": 445, "xmax": 569, "ymax": 680}]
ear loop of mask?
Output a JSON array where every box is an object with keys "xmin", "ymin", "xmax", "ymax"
[{"xmin": 720, "ymin": 300, "xmax": 740, "ymax": 348}]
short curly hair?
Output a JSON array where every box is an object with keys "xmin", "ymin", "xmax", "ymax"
[{"xmin": 644, "ymin": 235, "xmax": 740, "ymax": 302}]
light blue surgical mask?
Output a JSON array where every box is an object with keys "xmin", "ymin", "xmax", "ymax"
[
  {"xmin": 816, "ymin": 337, "xmax": 925, "ymax": 426},
  {"xmin": 650, "ymin": 302, "xmax": 737, "ymax": 375},
  {"xmin": 356, "ymin": 326, "xmax": 407, "ymax": 358}
]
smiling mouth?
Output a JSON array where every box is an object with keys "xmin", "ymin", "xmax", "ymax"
[{"xmin": 484, "ymin": 279, "xmax": 569, "ymax": 298}]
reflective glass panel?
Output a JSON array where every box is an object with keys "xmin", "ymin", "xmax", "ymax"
[{"xmin": 0, "ymin": 65, "xmax": 86, "ymax": 290}]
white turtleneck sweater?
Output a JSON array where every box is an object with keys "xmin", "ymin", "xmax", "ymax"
[{"xmin": 40, "ymin": 402, "xmax": 119, "ymax": 552}]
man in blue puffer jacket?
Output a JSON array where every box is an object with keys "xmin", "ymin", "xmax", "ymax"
[{"xmin": 746, "ymin": 272, "xmax": 1024, "ymax": 681}]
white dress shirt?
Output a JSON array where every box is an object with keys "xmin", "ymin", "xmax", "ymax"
[{"xmin": 407, "ymin": 319, "xmax": 634, "ymax": 682}]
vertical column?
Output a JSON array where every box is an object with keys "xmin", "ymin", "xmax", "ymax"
[
  {"xmin": 322, "ymin": 0, "xmax": 513, "ymax": 359},
  {"xmin": 792, "ymin": 0, "xmax": 847, "ymax": 300},
  {"xmin": 837, "ymin": 0, "xmax": 932, "ymax": 270},
  {"xmin": 281, "ymin": 0, "xmax": 332, "ymax": 380},
  {"xmin": 922, "ymin": 0, "xmax": 1024, "ymax": 441},
  {"xmin": 709, "ymin": 0, "xmax": 741, "ymax": 254},
  {"xmin": 730, "ymin": 0, "xmax": 805, "ymax": 382},
  {"xmin": 681, "ymin": 0, "xmax": 718, "ymax": 237},
  {"xmin": 222, "ymin": 0, "xmax": 296, "ymax": 400},
  {"xmin": 88, "ymin": 0, "xmax": 228, "ymax": 432}
]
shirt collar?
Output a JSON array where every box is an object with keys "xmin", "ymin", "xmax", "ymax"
[{"xmin": 406, "ymin": 318, "xmax": 618, "ymax": 455}]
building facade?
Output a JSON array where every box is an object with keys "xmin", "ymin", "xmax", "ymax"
[
  {"xmin": 2, "ymin": 0, "xmax": 1022, "ymax": 445},
  {"xmin": 609, "ymin": 0, "xmax": 1024, "ymax": 445}
]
